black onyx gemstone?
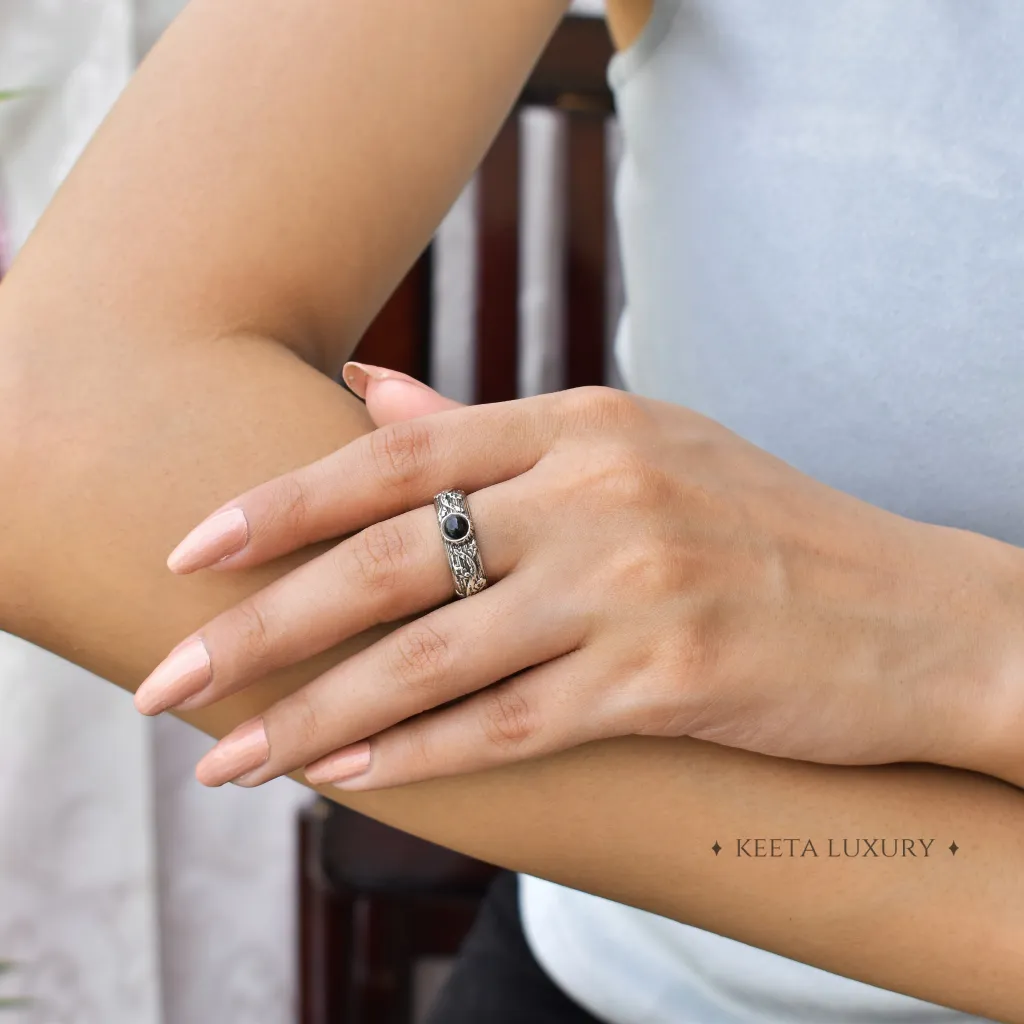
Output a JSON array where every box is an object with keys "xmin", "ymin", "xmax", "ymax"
[{"xmin": 442, "ymin": 513, "xmax": 470, "ymax": 541}]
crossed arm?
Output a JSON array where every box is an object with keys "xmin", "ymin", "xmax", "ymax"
[{"xmin": 1, "ymin": 0, "xmax": 1022, "ymax": 1018}]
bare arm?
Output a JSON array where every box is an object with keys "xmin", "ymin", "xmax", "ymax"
[
  {"xmin": 0, "ymin": 0, "xmax": 569, "ymax": 378},
  {"xmin": 1, "ymin": 1, "xmax": 1022, "ymax": 1018}
]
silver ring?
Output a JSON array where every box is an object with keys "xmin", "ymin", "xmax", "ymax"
[{"xmin": 434, "ymin": 488, "xmax": 488, "ymax": 598}]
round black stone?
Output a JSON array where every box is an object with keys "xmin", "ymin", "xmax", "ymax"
[{"xmin": 442, "ymin": 513, "xmax": 470, "ymax": 541}]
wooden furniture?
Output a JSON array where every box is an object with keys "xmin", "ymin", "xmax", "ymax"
[
  {"xmin": 341, "ymin": 13, "xmax": 617, "ymax": 399},
  {"xmin": 299, "ymin": 15, "xmax": 617, "ymax": 1024}
]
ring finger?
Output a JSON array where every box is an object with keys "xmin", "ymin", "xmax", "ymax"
[
  {"xmin": 305, "ymin": 644, "xmax": 609, "ymax": 791},
  {"xmin": 196, "ymin": 562, "xmax": 586, "ymax": 786},
  {"xmin": 135, "ymin": 473, "xmax": 535, "ymax": 715}
]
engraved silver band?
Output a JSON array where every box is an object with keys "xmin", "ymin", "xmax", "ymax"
[{"xmin": 434, "ymin": 488, "xmax": 488, "ymax": 598}]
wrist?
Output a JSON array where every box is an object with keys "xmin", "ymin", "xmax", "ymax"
[{"xmin": 936, "ymin": 523, "xmax": 1024, "ymax": 788}]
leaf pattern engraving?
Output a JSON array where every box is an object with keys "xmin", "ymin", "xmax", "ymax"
[
  {"xmin": 435, "ymin": 490, "xmax": 485, "ymax": 595},
  {"xmin": 450, "ymin": 543, "xmax": 478, "ymax": 577},
  {"xmin": 435, "ymin": 489, "xmax": 466, "ymax": 519}
]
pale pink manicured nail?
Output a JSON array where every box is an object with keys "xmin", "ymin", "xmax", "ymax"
[
  {"xmin": 134, "ymin": 637, "xmax": 211, "ymax": 715},
  {"xmin": 195, "ymin": 718, "xmax": 269, "ymax": 787},
  {"xmin": 341, "ymin": 361, "xmax": 373, "ymax": 399},
  {"xmin": 304, "ymin": 740, "xmax": 372, "ymax": 787},
  {"xmin": 341, "ymin": 361, "xmax": 432, "ymax": 401},
  {"xmin": 167, "ymin": 507, "xmax": 249, "ymax": 574}
]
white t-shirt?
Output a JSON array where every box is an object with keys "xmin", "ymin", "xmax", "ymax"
[{"xmin": 521, "ymin": 1, "xmax": 1024, "ymax": 1019}]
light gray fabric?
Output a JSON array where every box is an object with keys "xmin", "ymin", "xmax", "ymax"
[
  {"xmin": 614, "ymin": 0, "xmax": 1024, "ymax": 545},
  {"xmin": 522, "ymin": 1, "xmax": 1022, "ymax": 1020}
]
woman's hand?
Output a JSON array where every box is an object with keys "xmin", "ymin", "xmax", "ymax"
[{"xmin": 135, "ymin": 362, "xmax": 1024, "ymax": 791}]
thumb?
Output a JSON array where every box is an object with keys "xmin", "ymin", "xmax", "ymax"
[{"xmin": 341, "ymin": 360, "xmax": 465, "ymax": 425}]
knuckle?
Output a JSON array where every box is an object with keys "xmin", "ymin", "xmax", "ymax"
[
  {"xmin": 603, "ymin": 539, "xmax": 675, "ymax": 595},
  {"xmin": 558, "ymin": 385, "xmax": 641, "ymax": 432},
  {"xmin": 369, "ymin": 419, "xmax": 434, "ymax": 491},
  {"xmin": 388, "ymin": 625, "xmax": 452, "ymax": 694},
  {"xmin": 230, "ymin": 600, "xmax": 276, "ymax": 664},
  {"xmin": 270, "ymin": 473, "xmax": 314, "ymax": 539},
  {"xmin": 630, "ymin": 669, "xmax": 703, "ymax": 738},
  {"xmin": 285, "ymin": 691, "xmax": 323, "ymax": 756},
  {"xmin": 584, "ymin": 442, "xmax": 663, "ymax": 509},
  {"xmin": 350, "ymin": 518, "xmax": 412, "ymax": 595},
  {"xmin": 480, "ymin": 684, "xmax": 535, "ymax": 750},
  {"xmin": 400, "ymin": 715, "xmax": 436, "ymax": 771}
]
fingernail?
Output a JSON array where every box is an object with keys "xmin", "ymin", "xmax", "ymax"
[
  {"xmin": 304, "ymin": 740, "xmax": 372, "ymax": 787},
  {"xmin": 195, "ymin": 718, "xmax": 269, "ymax": 787},
  {"xmin": 134, "ymin": 637, "xmax": 212, "ymax": 715},
  {"xmin": 167, "ymin": 507, "xmax": 249, "ymax": 574},
  {"xmin": 341, "ymin": 361, "xmax": 431, "ymax": 401}
]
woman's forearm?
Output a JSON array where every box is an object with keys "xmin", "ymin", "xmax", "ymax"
[{"xmin": 1, "ymin": 320, "xmax": 1022, "ymax": 1020}]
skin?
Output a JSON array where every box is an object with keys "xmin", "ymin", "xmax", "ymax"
[
  {"xmin": 606, "ymin": 0, "xmax": 655, "ymax": 51},
  {"xmin": 1, "ymin": 0, "xmax": 1023, "ymax": 1018},
  {"xmin": 140, "ymin": 364, "xmax": 1024, "ymax": 798}
]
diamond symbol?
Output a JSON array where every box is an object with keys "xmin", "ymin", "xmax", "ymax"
[
  {"xmin": 712, "ymin": 841, "xmax": 722, "ymax": 856},
  {"xmin": 949, "ymin": 841, "xmax": 959, "ymax": 856}
]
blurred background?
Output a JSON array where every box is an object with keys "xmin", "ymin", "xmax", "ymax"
[{"xmin": 0, "ymin": 0, "xmax": 619, "ymax": 1021}]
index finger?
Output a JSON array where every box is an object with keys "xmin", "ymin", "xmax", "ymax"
[{"xmin": 166, "ymin": 391, "xmax": 561, "ymax": 574}]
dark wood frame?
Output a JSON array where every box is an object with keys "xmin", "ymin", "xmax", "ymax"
[
  {"xmin": 346, "ymin": 14, "xmax": 615, "ymax": 402},
  {"xmin": 302, "ymin": 15, "xmax": 617, "ymax": 1024}
]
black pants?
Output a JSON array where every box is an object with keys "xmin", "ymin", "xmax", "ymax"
[{"xmin": 425, "ymin": 871, "xmax": 604, "ymax": 1024}]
